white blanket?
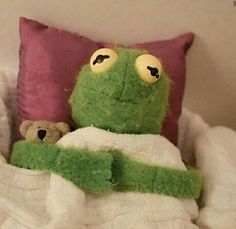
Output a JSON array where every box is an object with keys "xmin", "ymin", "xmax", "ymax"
[
  {"xmin": 195, "ymin": 127, "xmax": 236, "ymax": 228},
  {"xmin": 58, "ymin": 127, "xmax": 199, "ymax": 229},
  {"xmin": 0, "ymin": 127, "xmax": 198, "ymax": 229},
  {"xmin": 0, "ymin": 97, "xmax": 10, "ymax": 159},
  {"xmin": 0, "ymin": 68, "xmax": 17, "ymax": 159},
  {"xmin": 0, "ymin": 112, "xmax": 236, "ymax": 228}
]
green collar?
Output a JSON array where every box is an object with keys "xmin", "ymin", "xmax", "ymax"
[{"xmin": 11, "ymin": 141, "xmax": 202, "ymax": 199}]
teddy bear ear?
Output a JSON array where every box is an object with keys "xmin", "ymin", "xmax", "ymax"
[
  {"xmin": 55, "ymin": 122, "xmax": 70, "ymax": 136},
  {"xmin": 19, "ymin": 120, "xmax": 33, "ymax": 137}
]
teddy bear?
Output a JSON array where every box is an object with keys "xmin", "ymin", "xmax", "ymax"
[{"xmin": 19, "ymin": 120, "xmax": 70, "ymax": 143}]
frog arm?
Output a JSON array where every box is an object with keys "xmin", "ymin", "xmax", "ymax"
[
  {"xmin": 11, "ymin": 141, "xmax": 202, "ymax": 198},
  {"xmin": 111, "ymin": 151, "xmax": 203, "ymax": 199},
  {"xmin": 10, "ymin": 141, "xmax": 113, "ymax": 193}
]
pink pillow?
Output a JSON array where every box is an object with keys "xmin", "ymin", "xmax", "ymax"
[{"xmin": 18, "ymin": 17, "xmax": 194, "ymax": 145}]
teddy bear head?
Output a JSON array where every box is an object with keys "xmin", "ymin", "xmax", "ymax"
[{"xmin": 19, "ymin": 120, "xmax": 70, "ymax": 143}]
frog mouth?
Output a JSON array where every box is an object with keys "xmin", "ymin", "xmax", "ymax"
[{"xmin": 80, "ymin": 86, "xmax": 152, "ymax": 105}]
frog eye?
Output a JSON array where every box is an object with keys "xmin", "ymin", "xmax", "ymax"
[
  {"xmin": 135, "ymin": 54, "xmax": 163, "ymax": 84},
  {"xmin": 90, "ymin": 48, "xmax": 118, "ymax": 73}
]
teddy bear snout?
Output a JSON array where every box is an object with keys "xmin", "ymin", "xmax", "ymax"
[{"xmin": 38, "ymin": 129, "xmax": 47, "ymax": 140}]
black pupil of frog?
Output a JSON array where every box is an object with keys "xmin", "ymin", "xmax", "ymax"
[
  {"xmin": 147, "ymin": 66, "xmax": 159, "ymax": 79},
  {"xmin": 93, "ymin": 55, "xmax": 110, "ymax": 65}
]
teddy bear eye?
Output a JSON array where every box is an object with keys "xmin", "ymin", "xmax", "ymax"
[
  {"xmin": 90, "ymin": 48, "xmax": 118, "ymax": 73},
  {"xmin": 135, "ymin": 54, "xmax": 162, "ymax": 84}
]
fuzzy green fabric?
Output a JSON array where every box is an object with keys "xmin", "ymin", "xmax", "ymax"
[
  {"xmin": 70, "ymin": 48, "xmax": 169, "ymax": 135},
  {"xmin": 111, "ymin": 151, "xmax": 202, "ymax": 199},
  {"xmin": 11, "ymin": 141, "xmax": 202, "ymax": 199},
  {"xmin": 11, "ymin": 141, "xmax": 113, "ymax": 193}
]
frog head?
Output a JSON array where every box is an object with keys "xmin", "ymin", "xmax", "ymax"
[{"xmin": 70, "ymin": 47, "xmax": 170, "ymax": 134}]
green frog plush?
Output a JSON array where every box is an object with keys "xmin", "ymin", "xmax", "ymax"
[
  {"xmin": 11, "ymin": 48, "xmax": 202, "ymax": 228},
  {"xmin": 70, "ymin": 47, "xmax": 168, "ymax": 135}
]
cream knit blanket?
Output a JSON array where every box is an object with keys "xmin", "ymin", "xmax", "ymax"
[
  {"xmin": 0, "ymin": 127, "xmax": 198, "ymax": 228},
  {"xmin": 1, "ymin": 111, "xmax": 236, "ymax": 228}
]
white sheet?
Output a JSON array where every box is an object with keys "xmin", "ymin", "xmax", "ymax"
[
  {"xmin": 0, "ymin": 103, "xmax": 235, "ymax": 228},
  {"xmin": 0, "ymin": 127, "xmax": 199, "ymax": 229},
  {"xmin": 0, "ymin": 97, "xmax": 10, "ymax": 159},
  {"xmin": 0, "ymin": 68, "xmax": 17, "ymax": 159},
  {"xmin": 195, "ymin": 126, "xmax": 236, "ymax": 228}
]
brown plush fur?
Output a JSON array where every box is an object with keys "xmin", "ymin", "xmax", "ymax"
[{"xmin": 20, "ymin": 120, "xmax": 70, "ymax": 143}]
